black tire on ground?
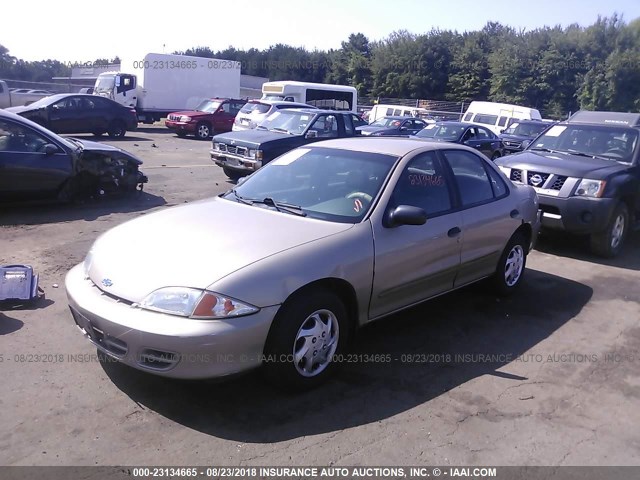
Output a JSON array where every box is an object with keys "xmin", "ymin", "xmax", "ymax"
[
  {"xmin": 176, "ymin": 131, "xmax": 187, "ymax": 138},
  {"xmin": 107, "ymin": 120, "xmax": 126, "ymax": 138},
  {"xmin": 222, "ymin": 167, "xmax": 243, "ymax": 181},
  {"xmin": 263, "ymin": 289, "xmax": 349, "ymax": 391},
  {"xmin": 490, "ymin": 232, "xmax": 528, "ymax": 296},
  {"xmin": 590, "ymin": 203, "xmax": 629, "ymax": 258},
  {"xmin": 195, "ymin": 122, "xmax": 211, "ymax": 140},
  {"xmin": 92, "ymin": 131, "xmax": 104, "ymax": 137}
]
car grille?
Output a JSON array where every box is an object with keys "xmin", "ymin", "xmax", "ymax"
[
  {"xmin": 503, "ymin": 141, "xmax": 522, "ymax": 148},
  {"xmin": 549, "ymin": 176, "xmax": 567, "ymax": 190},
  {"xmin": 510, "ymin": 169, "xmax": 523, "ymax": 182},
  {"xmin": 218, "ymin": 144, "xmax": 248, "ymax": 157},
  {"xmin": 168, "ymin": 114, "xmax": 180, "ymax": 121},
  {"xmin": 70, "ymin": 307, "xmax": 128, "ymax": 357},
  {"xmin": 526, "ymin": 171, "xmax": 550, "ymax": 187}
]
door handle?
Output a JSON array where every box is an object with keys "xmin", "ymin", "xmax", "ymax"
[
  {"xmin": 447, "ymin": 227, "xmax": 461, "ymax": 238},
  {"xmin": 510, "ymin": 209, "xmax": 520, "ymax": 218}
]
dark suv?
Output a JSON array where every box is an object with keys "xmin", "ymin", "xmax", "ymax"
[
  {"xmin": 496, "ymin": 111, "xmax": 640, "ymax": 257},
  {"xmin": 499, "ymin": 120, "xmax": 554, "ymax": 154},
  {"xmin": 166, "ymin": 98, "xmax": 246, "ymax": 139},
  {"xmin": 211, "ymin": 108, "xmax": 364, "ymax": 179}
]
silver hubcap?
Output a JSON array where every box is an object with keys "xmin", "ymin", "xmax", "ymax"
[
  {"xmin": 504, "ymin": 245, "xmax": 524, "ymax": 287},
  {"xmin": 293, "ymin": 309, "xmax": 339, "ymax": 377},
  {"xmin": 198, "ymin": 125, "xmax": 209, "ymax": 137},
  {"xmin": 610, "ymin": 214, "xmax": 625, "ymax": 249}
]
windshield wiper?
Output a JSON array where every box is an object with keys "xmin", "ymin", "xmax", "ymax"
[
  {"xmin": 256, "ymin": 125, "xmax": 269, "ymax": 130},
  {"xmin": 256, "ymin": 197, "xmax": 306, "ymax": 216},
  {"xmin": 566, "ymin": 149, "xmax": 610, "ymax": 161},
  {"xmin": 231, "ymin": 188, "xmax": 253, "ymax": 205},
  {"xmin": 529, "ymin": 147, "xmax": 557, "ymax": 153},
  {"xmin": 270, "ymin": 127, "xmax": 292, "ymax": 134}
]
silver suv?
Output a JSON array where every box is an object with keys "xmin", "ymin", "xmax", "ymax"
[{"xmin": 232, "ymin": 99, "xmax": 315, "ymax": 131}]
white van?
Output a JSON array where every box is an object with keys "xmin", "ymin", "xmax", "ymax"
[
  {"xmin": 368, "ymin": 104, "xmax": 433, "ymax": 123},
  {"xmin": 462, "ymin": 101, "xmax": 542, "ymax": 135}
]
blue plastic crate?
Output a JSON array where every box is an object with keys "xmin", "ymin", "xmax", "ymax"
[{"xmin": 0, "ymin": 265, "xmax": 40, "ymax": 301}]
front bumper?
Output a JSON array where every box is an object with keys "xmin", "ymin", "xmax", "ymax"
[
  {"xmin": 65, "ymin": 264, "xmax": 278, "ymax": 379},
  {"xmin": 537, "ymin": 194, "xmax": 617, "ymax": 234},
  {"xmin": 165, "ymin": 120, "xmax": 196, "ymax": 134},
  {"xmin": 210, "ymin": 151, "xmax": 262, "ymax": 173}
]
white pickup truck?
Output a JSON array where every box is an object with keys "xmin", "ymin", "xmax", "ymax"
[{"xmin": 0, "ymin": 80, "xmax": 52, "ymax": 109}]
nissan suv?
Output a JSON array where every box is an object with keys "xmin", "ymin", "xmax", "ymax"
[{"xmin": 496, "ymin": 110, "xmax": 640, "ymax": 257}]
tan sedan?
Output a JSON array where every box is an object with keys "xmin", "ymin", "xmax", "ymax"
[{"xmin": 66, "ymin": 138, "xmax": 540, "ymax": 390}]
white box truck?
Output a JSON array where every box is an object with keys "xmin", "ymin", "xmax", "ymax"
[{"xmin": 93, "ymin": 53, "xmax": 241, "ymax": 123}]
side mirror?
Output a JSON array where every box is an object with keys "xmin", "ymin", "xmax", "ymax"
[
  {"xmin": 305, "ymin": 130, "xmax": 318, "ymax": 139},
  {"xmin": 43, "ymin": 144, "xmax": 59, "ymax": 155},
  {"xmin": 384, "ymin": 205, "xmax": 427, "ymax": 228},
  {"xmin": 236, "ymin": 176, "xmax": 249, "ymax": 186},
  {"xmin": 500, "ymin": 129, "xmax": 505, "ymax": 134}
]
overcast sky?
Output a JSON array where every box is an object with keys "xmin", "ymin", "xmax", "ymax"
[{"xmin": 3, "ymin": 0, "xmax": 640, "ymax": 62}]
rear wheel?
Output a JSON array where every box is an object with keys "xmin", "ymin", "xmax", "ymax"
[
  {"xmin": 92, "ymin": 131, "xmax": 104, "ymax": 137},
  {"xmin": 590, "ymin": 203, "xmax": 629, "ymax": 258},
  {"xmin": 176, "ymin": 131, "xmax": 187, "ymax": 138},
  {"xmin": 195, "ymin": 122, "xmax": 211, "ymax": 140},
  {"xmin": 263, "ymin": 289, "xmax": 348, "ymax": 391},
  {"xmin": 107, "ymin": 120, "xmax": 126, "ymax": 138},
  {"xmin": 491, "ymin": 232, "xmax": 528, "ymax": 295}
]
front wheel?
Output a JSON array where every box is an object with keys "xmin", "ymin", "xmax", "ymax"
[
  {"xmin": 195, "ymin": 122, "xmax": 211, "ymax": 140},
  {"xmin": 222, "ymin": 167, "xmax": 243, "ymax": 181},
  {"xmin": 491, "ymin": 232, "xmax": 528, "ymax": 295},
  {"xmin": 590, "ymin": 203, "xmax": 629, "ymax": 258},
  {"xmin": 263, "ymin": 289, "xmax": 349, "ymax": 391}
]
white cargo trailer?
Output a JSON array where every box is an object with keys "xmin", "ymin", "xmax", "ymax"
[{"xmin": 93, "ymin": 53, "xmax": 241, "ymax": 123}]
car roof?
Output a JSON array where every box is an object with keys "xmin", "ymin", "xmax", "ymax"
[
  {"xmin": 566, "ymin": 110, "xmax": 640, "ymax": 127},
  {"xmin": 248, "ymin": 99, "xmax": 312, "ymax": 107},
  {"xmin": 378, "ymin": 115, "xmax": 417, "ymax": 120},
  {"xmin": 279, "ymin": 108, "xmax": 349, "ymax": 115},
  {"xmin": 304, "ymin": 137, "xmax": 472, "ymax": 156}
]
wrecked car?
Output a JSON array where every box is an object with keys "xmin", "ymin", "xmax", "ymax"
[{"xmin": 0, "ymin": 110, "xmax": 147, "ymax": 202}]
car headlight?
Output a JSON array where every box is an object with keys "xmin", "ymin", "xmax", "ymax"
[
  {"xmin": 247, "ymin": 149, "xmax": 256, "ymax": 159},
  {"xmin": 574, "ymin": 179, "xmax": 606, "ymax": 198},
  {"xmin": 213, "ymin": 142, "xmax": 220, "ymax": 151},
  {"xmin": 179, "ymin": 115, "xmax": 191, "ymax": 122},
  {"xmin": 138, "ymin": 287, "xmax": 259, "ymax": 319}
]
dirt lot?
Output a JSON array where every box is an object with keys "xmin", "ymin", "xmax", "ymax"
[{"xmin": 1, "ymin": 126, "xmax": 639, "ymax": 467}]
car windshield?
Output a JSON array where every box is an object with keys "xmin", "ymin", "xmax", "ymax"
[
  {"xmin": 240, "ymin": 102, "xmax": 271, "ymax": 114},
  {"xmin": 530, "ymin": 124, "xmax": 638, "ymax": 164},
  {"xmin": 504, "ymin": 122, "xmax": 548, "ymax": 137},
  {"xmin": 259, "ymin": 110, "xmax": 315, "ymax": 135},
  {"xmin": 94, "ymin": 75, "xmax": 115, "ymax": 93},
  {"xmin": 370, "ymin": 118, "xmax": 402, "ymax": 128},
  {"xmin": 194, "ymin": 100, "xmax": 222, "ymax": 113},
  {"xmin": 416, "ymin": 124, "xmax": 465, "ymax": 141},
  {"xmin": 225, "ymin": 147, "xmax": 397, "ymax": 223}
]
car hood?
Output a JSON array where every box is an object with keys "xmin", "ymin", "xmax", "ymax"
[
  {"xmin": 170, "ymin": 110, "xmax": 210, "ymax": 118},
  {"xmin": 87, "ymin": 197, "xmax": 352, "ymax": 303},
  {"xmin": 73, "ymin": 139, "xmax": 143, "ymax": 165},
  {"xmin": 497, "ymin": 150, "xmax": 627, "ymax": 178},
  {"xmin": 5, "ymin": 105, "xmax": 34, "ymax": 114},
  {"xmin": 213, "ymin": 129, "xmax": 291, "ymax": 147}
]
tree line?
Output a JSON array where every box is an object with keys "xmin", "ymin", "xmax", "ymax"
[{"xmin": 2, "ymin": 15, "xmax": 639, "ymax": 118}]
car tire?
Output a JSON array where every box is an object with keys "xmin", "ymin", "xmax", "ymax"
[
  {"xmin": 176, "ymin": 131, "xmax": 187, "ymax": 138},
  {"xmin": 195, "ymin": 122, "xmax": 211, "ymax": 140},
  {"xmin": 491, "ymin": 151, "xmax": 501, "ymax": 160},
  {"xmin": 491, "ymin": 232, "xmax": 528, "ymax": 296},
  {"xmin": 92, "ymin": 131, "xmax": 104, "ymax": 137},
  {"xmin": 590, "ymin": 203, "xmax": 629, "ymax": 258},
  {"xmin": 263, "ymin": 289, "xmax": 349, "ymax": 391},
  {"xmin": 107, "ymin": 120, "xmax": 126, "ymax": 138},
  {"xmin": 222, "ymin": 167, "xmax": 243, "ymax": 181}
]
